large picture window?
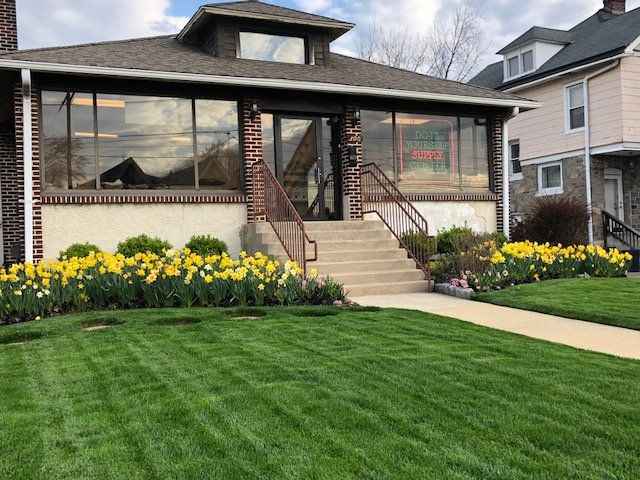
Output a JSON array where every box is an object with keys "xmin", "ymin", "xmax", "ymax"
[
  {"xmin": 41, "ymin": 90, "xmax": 240, "ymax": 192},
  {"xmin": 362, "ymin": 109, "xmax": 490, "ymax": 193},
  {"xmin": 239, "ymin": 31, "xmax": 307, "ymax": 64}
]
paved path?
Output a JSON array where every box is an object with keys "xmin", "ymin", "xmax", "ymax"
[{"xmin": 351, "ymin": 293, "xmax": 640, "ymax": 360}]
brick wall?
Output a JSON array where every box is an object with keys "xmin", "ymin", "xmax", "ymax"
[
  {"xmin": 242, "ymin": 99, "xmax": 264, "ymax": 223},
  {"xmin": 490, "ymin": 116, "xmax": 505, "ymax": 234},
  {"xmin": 0, "ymin": 0, "xmax": 17, "ymax": 53},
  {"xmin": 340, "ymin": 105, "xmax": 363, "ymax": 221}
]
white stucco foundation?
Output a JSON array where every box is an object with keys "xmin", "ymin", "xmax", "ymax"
[
  {"xmin": 411, "ymin": 201, "xmax": 497, "ymax": 233},
  {"xmin": 41, "ymin": 203, "xmax": 247, "ymax": 260}
]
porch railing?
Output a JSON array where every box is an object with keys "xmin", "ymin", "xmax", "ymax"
[
  {"xmin": 361, "ymin": 162, "xmax": 437, "ymax": 286},
  {"xmin": 252, "ymin": 159, "xmax": 317, "ymax": 274},
  {"xmin": 306, "ymin": 173, "xmax": 334, "ymax": 218},
  {"xmin": 603, "ymin": 210, "xmax": 640, "ymax": 250}
]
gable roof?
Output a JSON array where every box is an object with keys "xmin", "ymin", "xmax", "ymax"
[
  {"xmin": 470, "ymin": 6, "xmax": 640, "ymax": 91},
  {"xmin": 496, "ymin": 27, "xmax": 573, "ymax": 55},
  {"xmin": 0, "ymin": 35, "xmax": 538, "ymax": 109},
  {"xmin": 179, "ymin": 1, "xmax": 354, "ymax": 42}
]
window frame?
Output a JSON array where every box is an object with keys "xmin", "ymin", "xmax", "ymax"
[
  {"xmin": 39, "ymin": 87, "xmax": 243, "ymax": 196},
  {"xmin": 509, "ymin": 140, "xmax": 522, "ymax": 181},
  {"xmin": 564, "ymin": 82, "xmax": 585, "ymax": 133},
  {"xmin": 537, "ymin": 161, "xmax": 564, "ymax": 196},
  {"xmin": 236, "ymin": 28, "xmax": 311, "ymax": 65}
]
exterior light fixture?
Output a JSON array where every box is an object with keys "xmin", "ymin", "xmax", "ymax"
[{"xmin": 250, "ymin": 102, "xmax": 260, "ymax": 120}]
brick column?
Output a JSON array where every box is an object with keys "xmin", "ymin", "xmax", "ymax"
[
  {"xmin": 242, "ymin": 99, "xmax": 264, "ymax": 223},
  {"xmin": 491, "ymin": 115, "xmax": 505, "ymax": 234},
  {"xmin": 12, "ymin": 80, "xmax": 43, "ymax": 262},
  {"xmin": 340, "ymin": 105, "xmax": 363, "ymax": 221},
  {"xmin": 0, "ymin": 0, "xmax": 17, "ymax": 54}
]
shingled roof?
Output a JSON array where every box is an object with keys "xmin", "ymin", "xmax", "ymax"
[
  {"xmin": 0, "ymin": 35, "xmax": 536, "ymax": 108},
  {"xmin": 470, "ymin": 6, "xmax": 640, "ymax": 90}
]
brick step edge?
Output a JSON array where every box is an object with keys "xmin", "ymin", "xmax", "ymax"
[{"xmin": 434, "ymin": 283, "xmax": 476, "ymax": 300}]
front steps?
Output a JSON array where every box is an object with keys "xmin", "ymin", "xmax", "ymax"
[{"xmin": 242, "ymin": 221, "xmax": 430, "ymax": 297}]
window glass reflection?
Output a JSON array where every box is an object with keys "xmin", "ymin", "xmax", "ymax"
[{"xmin": 239, "ymin": 31, "xmax": 306, "ymax": 64}]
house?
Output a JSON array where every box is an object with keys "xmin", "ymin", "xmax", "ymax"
[
  {"xmin": 0, "ymin": 0, "xmax": 536, "ymax": 295},
  {"xmin": 471, "ymin": 0, "xmax": 640, "ymax": 250}
]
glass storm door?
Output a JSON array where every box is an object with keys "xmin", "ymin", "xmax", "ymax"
[{"xmin": 274, "ymin": 116, "xmax": 340, "ymax": 221}]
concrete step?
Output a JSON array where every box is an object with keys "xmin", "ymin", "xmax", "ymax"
[
  {"xmin": 314, "ymin": 258, "xmax": 418, "ymax": 275},
  {"xmin": 317, "ymin": 239, "xmax": 400, "ymax": 253},
  {"xmin": 347, "ymin": 280, "xmax": 429, "ymax": 297},
  {"xmin": 304, "ymin": 221, "xmax": 386, "ymax": 232},
  {"xmin": 304, "ymin": 229, "xmax": 393, "ymax": 242},
  {"xmin": 314, "ymin": 248, "xmax": 409, "ymax": 262},
  {"xmin": 330, "ymin": 269, "xmax": 424, "ymax": 285}
]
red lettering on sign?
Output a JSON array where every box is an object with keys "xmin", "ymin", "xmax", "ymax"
[{"xmin": 411, "ymin": 150, "xmax": 444, "ymax": 160}]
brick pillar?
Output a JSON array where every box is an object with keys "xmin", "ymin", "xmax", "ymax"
[
  {"xmin": 10, "ymin": 79, "xmax": 42, "ymax": 262},
  {"xmin": 491, "ymin": 116, "xmax": 505, "ymax": 234},
  {"xmin": 0, "ymin": 0, "xmax": 17, "ymax": 53},
  {"xmin": 242, "ymin": 99, "xmax": 264, "ymax": 223},
  {"xmin": 340, "ymin": 105, "xmax": 363, "ymax": 221}
]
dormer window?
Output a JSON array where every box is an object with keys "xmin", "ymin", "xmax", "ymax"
[
  {"xmin": 521, "ymin": 50, "xmax": 534, "ymax": 72},
  {"xmin": 239, "ymin": 31, "xmax": 307, "ymax": 64},
  {"xmin": 507, "ymin": 56, "xmax": 520, "ymax": 77}
]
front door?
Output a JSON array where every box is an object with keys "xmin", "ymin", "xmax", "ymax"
[
  {"xmin": 604, "ymin": 168, "xmax": 624, "ymax": 220},
  {"xmin": 274, "ymin": 115, "xmax": 341, "ymax": 221}
]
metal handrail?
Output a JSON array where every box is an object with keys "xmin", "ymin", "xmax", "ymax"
[
  {"xmin": 603, "ymin": 210, "xmax": 640, "ymax": 250},
  {"xmin": 360, "ymin": 162, "xmax": 436, "ymax": 286},
  {"xmin": 252, "ymin": 160, "xmax": 317, "ymax": 273},
  {"xmin": 306, "ymin": 172, "xmax": 334, "ymax": 218}
]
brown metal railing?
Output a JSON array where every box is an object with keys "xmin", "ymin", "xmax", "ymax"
[
  {"xmin": 252, "ymin": 159, "xmax": 317, "ymax": 273},
  {"xmin": 603, "ymin": 210, "xmax": 640, "ymax": 250},
  {"xmin": 361, "ymin": 163, "xmax": 436, "ymax": 286},
  {"xmin": 306, "ymin": 173, "xmax": 334, "ymax": 218}
]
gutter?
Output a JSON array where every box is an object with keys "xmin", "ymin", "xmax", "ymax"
[
  {"xmin": 503, "ymin": 52, "xmax": 637, "ymax": 93},
  {"xmin": 583, "ymin": 60, "xmax": 620, "ymax": 244},
  {"xmin": 502, "ymin": 107, "xmax": 519, "ymax": 238},
  {"xmin": 21, "ymin": 69, "xmax": 33, "ymax": 263},
  {"xmin": 0, "ymin": 59, "xmax": 541, "ymax": 110}
]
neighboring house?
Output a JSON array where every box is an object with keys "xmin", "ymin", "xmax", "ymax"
[
  {"xmin": 471, "ymin": 0, "xmax": 640, "ymax": 246},
  {"xmin": 0, "ymin": 0, "xmax": 536, "ymax": 294}
]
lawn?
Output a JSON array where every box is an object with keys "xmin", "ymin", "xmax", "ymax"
[
  {"xmin": 2, "ymin": 307, "xmax": 640, "ymax": 479},
  {"xmin": 475, "ymin": 278, "xmax": 640, "ymax": 330}
]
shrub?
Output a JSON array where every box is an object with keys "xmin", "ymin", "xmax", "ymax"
[
  {"xmin": 116, "ymin": 235, "xmax": 172, "ymax": 257},
  {"xmin": 58, "ymin": 242, "xmax": 101, "ymax": 260},
  {"xmin": 400, "ymin": 232, "xmax": 437, "ymax": 259},
  {"xmin": 185, "ymin": 235, "xmax": 228, "ymax": 256},
  {"xmin": 0, "ymin": 252, "xmax": 346, "ymax": 323},
  {"xmin": 436, "ymin": 225, "xmax": 507, "ymax": 255},
  {"xmin": 513, "ymin": 194, "xmax": 590, "ymax": 245}
]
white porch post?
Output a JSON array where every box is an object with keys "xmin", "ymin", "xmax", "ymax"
[{"xmin": 21, "ymin": 68, "xmax": 33, "ymax": 263}]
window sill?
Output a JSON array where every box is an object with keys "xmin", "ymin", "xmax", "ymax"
[
  {"xmin": 41, "ymin": 191, "xmax": 248, "ymax": 205},
  {"xmin": 565, "ymin": 127, "xmax": 585, "ymax": 135},
  {"xmin": 536, "ymin": 188, "xmax": 563, "ymax": 197},
  {"xmin": 510, "ymin": 173, "xmax": 523, "ymax": 182}
]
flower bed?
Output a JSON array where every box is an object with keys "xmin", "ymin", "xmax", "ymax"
[
  {"xmin": 451, "ymin": 241, "xmax": 632, "ymax": 292},
  {"xmin": 0, "ymin": 250, "xmax": 346, "ymax": 324}
]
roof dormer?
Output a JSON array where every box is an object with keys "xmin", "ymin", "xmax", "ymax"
[
  {"xmin": 498, "ymin": 27, "xmax": 572, "ymax": 82},
  {"xmin": 178, "ymin": 1, "xmax": 354, "ymax": 67}
]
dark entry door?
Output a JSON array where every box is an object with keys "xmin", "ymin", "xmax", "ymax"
[{"xmin": 274, "ymin": 115, "xmax": 341, "ymax": 221}]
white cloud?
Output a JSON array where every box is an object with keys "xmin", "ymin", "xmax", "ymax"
[{"xmin": 16, "ymin": 0, "xmax": 189, "ymax": 50}]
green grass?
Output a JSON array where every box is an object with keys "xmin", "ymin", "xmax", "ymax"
[
  {"xmin": 1, "ymin": 306, "xmax": 640, "ymax": 479},
  {"xmin": 475, "ymin": 278, "xmax": 640, "ymax": 330}
]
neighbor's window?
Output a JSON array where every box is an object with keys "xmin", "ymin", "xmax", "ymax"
[
  {"xmin": 361, "ymin": 109, "xmax": 490, "ymax": 193},
  {"xmin": 509, "ymin": 140, "xmax": 522, "ymax": 180},
  {"xmin": 521, "ymin": 50, "xmax": 534, "ymax": 72},
  {"xmin": 41, "ymin": 90, "xmax": 240, "ymax": 192},
  {"xmin": 538, "ymin": 161, "xmax": 563, "ymax": 195},
  {"xmin": 566, "ymin": 83, "xmax": 585, "ymax": 131},
  {"xmin": 507, "ymin": 56, "xmax": 520, "ymax": 77},
  {"xmin": 239, "ymin": 31, "xmax": 306, "ymax": 64}
]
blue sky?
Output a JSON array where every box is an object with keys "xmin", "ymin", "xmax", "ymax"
[{"xmin": 16, "ymin": 0, "xmax": 640, "ymax": 72}]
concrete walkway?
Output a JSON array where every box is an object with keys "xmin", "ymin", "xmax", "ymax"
[{"xmin": 351, "ymin": 293, "xmax": 640, "ymax": 360}]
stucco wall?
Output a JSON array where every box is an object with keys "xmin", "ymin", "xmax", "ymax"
[
  {"xmin": 41, "ymin": 203, "xmax": 248, "ymax": 260},
  {"xmin": 509, "ymin": 66, "xmax": 623, "ymax": 161},
  {"xmin": 411, "ymin": 201, "xmax": 497, "ymax": 234}
]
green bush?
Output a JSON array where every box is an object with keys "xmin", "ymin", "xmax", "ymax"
[
  {"xmin": 58, "ymin": 242, "xmax": 101, "ymax": 260},
  {"xmin": 185, "ymin": 235, "xmax": 228, "ymax": 256},
  {"xmin": 400, "ymin": 232, "xmax": 438, "ymax": 258},
  {"xmin": 116, "ymin": 235, "xmax": 172, "ymax": 257},
  {"xmin": 437, "ymin": 225, "xmax": 507, "ymax": 254}
]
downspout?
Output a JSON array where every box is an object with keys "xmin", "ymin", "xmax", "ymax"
[
  {"xmin": 21, "ymin": 69, "xmax": 33, "ymax": 263},
  {"xmin": 502, "ymin": 107, "xmax": 519, "ymax": 238},
  {"xmin": 582, "ymin": 60, "xmax": 620, "ymax": 244}
]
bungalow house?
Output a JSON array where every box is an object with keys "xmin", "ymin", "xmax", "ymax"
[
  {"xmin": 471, "ymin": 0, "xmax": 640, "ymax": 251},
  {"xmin": 0, "ymin": 0, "xmax": 536, "ymax": 295}
]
